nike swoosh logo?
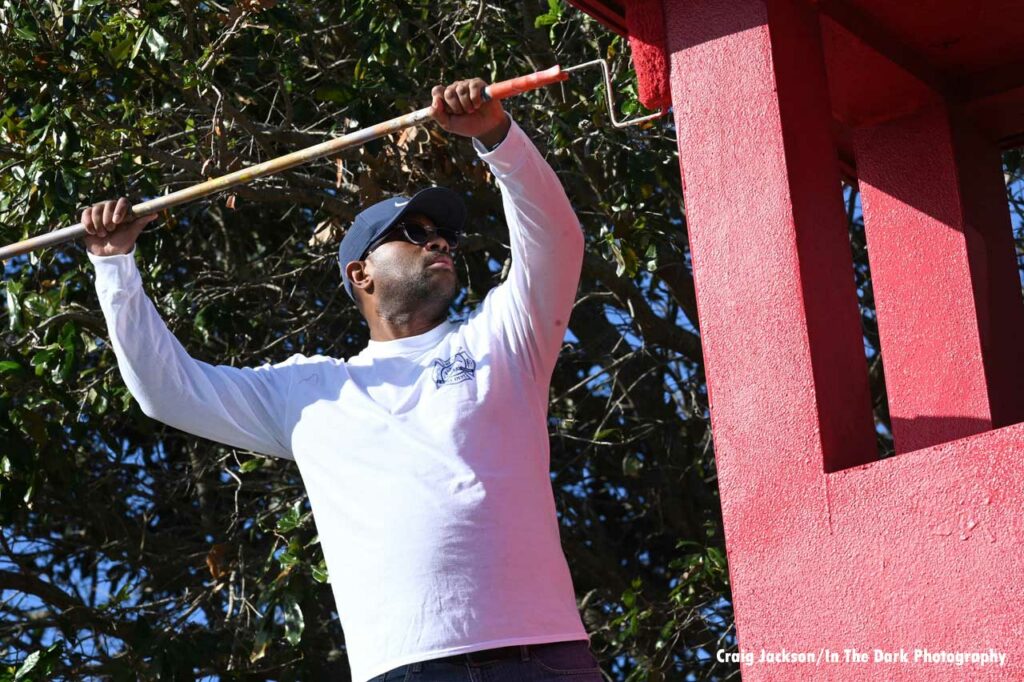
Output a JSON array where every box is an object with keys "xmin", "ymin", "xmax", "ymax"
[{"xmin": 395, "ymin": 199, "xmax": 410, "ymax": 206}]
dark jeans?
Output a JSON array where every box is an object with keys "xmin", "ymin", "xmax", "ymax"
[{"xmin": 367, "ymin": 640, "xmax": 602, "ymax": 681}]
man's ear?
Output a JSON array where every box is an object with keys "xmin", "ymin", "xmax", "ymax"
[{"xmin": 346, "ymin": 260, "xmax": 373, "ymax": 296}]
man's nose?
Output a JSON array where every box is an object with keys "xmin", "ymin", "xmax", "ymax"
[{"xmin": 424, "ymin": 232, "xmax": 450, "ymax": 253}]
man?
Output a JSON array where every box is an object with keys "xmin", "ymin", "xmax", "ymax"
[{"xmin": 83, "ymin": 78, "xmax": 598, "ymax": 681}]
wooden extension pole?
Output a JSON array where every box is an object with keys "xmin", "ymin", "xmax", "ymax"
[{"xmin": 0, "ymin": 66, "xmax": 570, "ymax": 261}]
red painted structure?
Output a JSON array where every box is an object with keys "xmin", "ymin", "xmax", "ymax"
[{"xmin": 569, "ymin": 0, "xmax": 1024, "ymax": 678}]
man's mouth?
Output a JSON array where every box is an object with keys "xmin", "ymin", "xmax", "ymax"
[{"xmin": 426, "ymin": 255, "xmax": 454, "ymax": 270}]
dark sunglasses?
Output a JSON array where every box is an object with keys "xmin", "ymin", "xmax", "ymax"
[{"xmin": 363, "ymin": 220, "xmax": 462, "ymax": 258}]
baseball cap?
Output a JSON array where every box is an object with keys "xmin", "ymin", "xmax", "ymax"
[{"xmin": 338, "ymin": 186, "xmax": 466, "ymax": 300}]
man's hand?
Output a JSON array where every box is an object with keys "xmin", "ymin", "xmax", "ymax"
[
  {"xmin": 82, "ymin": 197, "xmax": 157, "ymax": 257},
  {"xmin": 430, "ymin": 78, "xmax": 512, "ymax": 149}
]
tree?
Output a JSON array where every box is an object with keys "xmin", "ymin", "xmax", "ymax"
[{"xmin": 7, "ymin": 1, "xmax": 1019, "ymax": 680}]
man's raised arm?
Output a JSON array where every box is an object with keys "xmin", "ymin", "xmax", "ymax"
[
  {"xmin": 430, "ymin": 79, "xmax": 586, "ymax": 383},
  {"xmin": 84, "ymin": 199, "xmax": 304, "ymax": 460}
]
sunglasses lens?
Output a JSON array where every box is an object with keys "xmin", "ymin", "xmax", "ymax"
[
  {"xmin": 398, "ymin": 222, "xmax": 461, "ymax": 250},
  {"xmin": 439, "ymin": 229, "xmax": 460, "ymax": 249},
  {"xmin": 403, "ymin": 223, "xmax": 429, "ymax": 244}
]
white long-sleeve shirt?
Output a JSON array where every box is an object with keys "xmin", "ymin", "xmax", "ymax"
[{"xmin": 89, "ymin": 118, "xmax": 587, "ymax": 681}]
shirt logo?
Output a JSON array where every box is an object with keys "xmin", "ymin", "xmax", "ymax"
[{"xmin": 432, "ymin": 350, "xmax": 476, "ymax": 388}]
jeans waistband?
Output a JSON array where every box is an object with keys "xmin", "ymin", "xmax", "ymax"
[{"xmin": 442, "ymin": 644, "xmax": 531, "ymax": 665}]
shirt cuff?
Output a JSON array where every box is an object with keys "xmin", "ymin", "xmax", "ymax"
[
  {"xmin": 473, "ymin": 116, "xmax": 529, "ymax": 177},
  {"xmin": 88, "ymin": 248, "xmax": 142, "ymax": 298}
]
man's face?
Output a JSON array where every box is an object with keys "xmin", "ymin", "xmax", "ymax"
[{"xmin": 362, "ymin": 213, "xmax": 459, "ymax": 320}]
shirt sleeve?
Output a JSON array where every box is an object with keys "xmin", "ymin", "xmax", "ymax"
[
  {"xmin": 89, "ymin": 249, "xmax": 304, "ymax": 460},
  {"xmin": 470, "ymin": 117, "xmax": 585, "ymax": 383}
]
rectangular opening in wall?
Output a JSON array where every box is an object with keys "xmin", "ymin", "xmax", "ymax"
[
  {"xmin": 1005, "ymin": 147, "xmax": 1024, "ymax": 303},
  {"xmin": 1002, "ymin": 147, "xmax": 1024, "ymax": 430},
  {"xmin": 844, "ymin": 181, "xmax": 894, "ymax": 460}
]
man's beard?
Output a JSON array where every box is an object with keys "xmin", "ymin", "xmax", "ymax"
[{"xmin": 375, "ymin": 264, "xmax": 458, "ymax": 327}]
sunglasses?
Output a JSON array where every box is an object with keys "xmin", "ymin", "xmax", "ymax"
[{"xmin": 363, "ymin": 220, "xmax": 462, "ymax": 258}]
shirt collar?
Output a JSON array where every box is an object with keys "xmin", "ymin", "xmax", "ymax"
[{"xmin": 360, "ymin": 319, "xmax": 454, "ymax": 358}]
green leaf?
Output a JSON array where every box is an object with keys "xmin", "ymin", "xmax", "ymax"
[
  {"xmin": 86, "ymin": 388, "xmax": 109, "ymax": 415},
  {"xmin": 278, "ymin": 550, "xmax": 300, "ymax": 568},
  {"xmin": 276, "ymin": 500, "xmax": 303, "ymax": 532},
  {"xmin": 311, "ymin": 560, "xmax": 329, "ymax": 584},
  {"xmin": 0, "ymin": 361, "xmax": 22, "ymax": 374},
  {"xmin": 145, "ymin": 29, "xmax": 168, "ymax": 61},
  {"xmin": 110, "ymin": 36, "xmax": 135, "ymax": 65},
  {"xmin": 5, "ymin": 281, "xmax": 22, "ymax": 331},
  {"xmin": 101, "ymin": 582, "xmax": 133, "ymax": 609},
  {"xmin": 314, "ymin": 86, "xmax": 347, "ymax": 104},
  {"xmin": 194, "ymin": 305, "xmax": 213, "ymax": 343},
  {"xmin": 706, "ymin": 546, "xmax": 726, "ymax": 572},
  {"xmin": 30, "ymin": 349, "xmax": 53, "ymax": 376},
  {"xmin": 13, "ymin": 651, "xmax": 40, "ymax": 681},
  {"xmin": 622, "ymin": 454, "xmax": 643, "ymax": 478},
  {"xmin": 240, "ymin": 458, "xmax": 264, "ymax": 473},
  {"xmin": 131, "ymin": 28, "xmax": 148, "ymax": 61},
  {"xmin": 282, "ymin": 595, "xmax": 304, "ymax": 646},
  {"xmin": 534, "ymin": 0, "xmax": 564, "ymax": 27},
  {"xmin": 249, "ymin": 627, "xmax": 271, "ymax": 663},
  {"xmin": 16, "ymin": 408, "xmax": 48, "ymax": 447},
  {"xmin": 22, "ymin": 293, "xmax": 50, "ymax": 318},
  {"xmin": 14, "ymin": 26, "xmax": 38, "ymax": 41}
]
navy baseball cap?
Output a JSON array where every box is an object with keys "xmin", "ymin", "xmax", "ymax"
[{"xmin": 338, "ymin": 186, "xmax": 466, "ymax": 300}]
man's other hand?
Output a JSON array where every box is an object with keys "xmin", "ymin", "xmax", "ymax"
[
  {"xmin": 430, "ymin": 78, "xmax": 511, "ymax": 149},
  {"xmin": 82, "ymin": 197, "xmax": 157, "ymax": 257}
]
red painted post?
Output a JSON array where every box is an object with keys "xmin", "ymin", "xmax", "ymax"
[
  {"xmin": 854, "ymin": 105, "xmax": 1024, "ymax": 453},
  {"xmin": 953, "ymin": 116, "xmax": 1024, "ymax": 430},
  {"xmin": 665, "ymin": 0, "xmax": 876, "ymax": 479}
]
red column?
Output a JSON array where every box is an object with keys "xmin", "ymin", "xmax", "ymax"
[
  {"xmin": 854, "ymin": 106, "xmax": 1024, "ymax": 453},
  {"xmin": 665, "ymin": 0, "xmax": 875, "ymax": 481}
]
